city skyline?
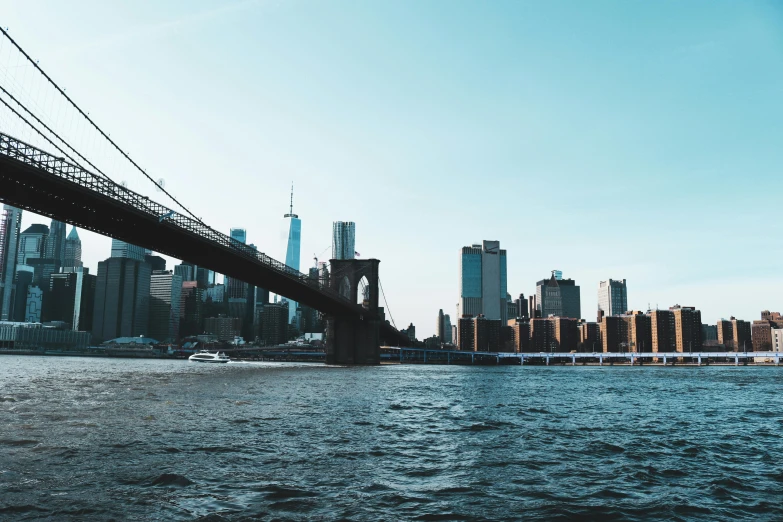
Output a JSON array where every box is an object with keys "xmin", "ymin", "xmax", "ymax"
[{"xmin": 1, "ymin": 1, "xmax": 781, "ymax": 338}]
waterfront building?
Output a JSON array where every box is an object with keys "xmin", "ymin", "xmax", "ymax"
[
  {"xmin": 179, "ymin": 281, "xmax": 203, "ymax": 338},
  {"xmin": 771, "ymin": 329, "xmax": 783, "ymax": 353},
  {"xmin": 649, "ymin": 309, "xmax": 676, "ymax": 353},
  {"xmin": 458, "ymin": 240, "xmax": 508, "ymax": 323},
  {"xmin": 473, "ymin": 315, "xmax": 502, "ymax": 352},
  {"xmin": 0, "ymin": 205, "xmax": 22, "ymax": 321},
  {"xmin": 752, "ymin": 312, "xmax": 783, "ymax": 351},
  {"xmin": 443, "ymin": 314, "xmax": 452, "ymax": 343},
  {"xmin": 283, "ymin": 187, "xmax": 301, "ymax": 326},
  {"xmin": 717, "ymin": 319, "xmax": 733, "ymax": 347},
  {"xmin": 702, "ymin": 324, "xmax": 718, "ymax": 342},
  {"xmin": 671, "ymin": 305, "xmax": 702, "ymax": 353},
  {"xmin": 457, "ymin": 315, "xmax": 474, "ymax": 351},
  {"xmin": 624, "ymin": 311, "xmax": 652, "ymax": 353},
  {"xmin": 600, "ymin": 315, "xmax": 627, "ymax": 353},
  {"xmin": 63, "ymin": 227, "xmax": 83, "ymax": 268},
  {"xmin": 553, "ymin": 317, "xmax": 578, "ymax": 352},
  {"xmin": 0, "ymin": 321, "xmax": 90, "ymax": 351},
  {"xmin": 110, "ymin": 239, "xmax": 146, "ymax": 261},
  {"xmin": 752, "ymin": 321, "xmax": 772, "ymax": 351},
  {"xmin": 203, "ymin": 315, "xmax": 241, "ymax": 342},
  {"xmin": 535, "ymin": 271, "xmax": 581, "ymax": 320},
  {"xmin": 597, "ymin": 279, "xmax": 627, "ymax": 319},
  {"xmin": 332, "ymin": 221, "xmax": 356, "ymax": 260},
  {"xmin": 92, "ymin": 257, "xmax": 152, "ymax": 343},
  {"xmin": 42, "ymin": 267, "xmax": 96, "ymax": 331},
  {"xmin": 530, "ymin": 317, "xmax": 555, "ymax": 352},
  {"xmin": 261, "ymin": 302, "xmax": 289, "ymax": 346},
  {"xmin": 507, "ymin": 318, "xmax": 531, "ymax": 353},
  {"xmin": 44, "ymin": 219, "xmax": 67, "ymax": 268},
  {"xmin": 732, "ymin": 317, "xmax": 752, "ymax": 352},
  {"xmin": 148, "ymin": 270, "xmax": 183, "ymax": 343},
  {"xmin": 16, "ymin": 224, "xmax": 48, "ymax": 266},
  {"xmin": 578, "ymin": 321, "xmax": 600, "ymax": 353},
  {"xmin": 717, "ymin": 316, "xmax": 752, "ymax": 351}
]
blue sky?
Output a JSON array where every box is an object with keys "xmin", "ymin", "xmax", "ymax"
[{"xmin": 1, "ymin": 1, "xmax": 781, "ymax": 337}]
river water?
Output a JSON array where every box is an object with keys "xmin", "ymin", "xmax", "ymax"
[{"xmin": 1, "ymin": 356, "xmax": 782, "ymax": 521}]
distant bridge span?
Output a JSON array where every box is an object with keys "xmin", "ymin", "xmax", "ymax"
[{"xmin": 0, "ymin": 133, "xmax": 409, "ymax": 359}]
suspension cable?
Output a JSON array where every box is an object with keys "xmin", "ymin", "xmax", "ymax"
[
  {"xmin": 0, "ymin": 84, "xmax": 111, "ymax": 180},
  {"xmin": 378, "ymin": 276, "xmax": 397, "ymax": 329},
  {"xmin": 0, "ymin": 27, "xmax": 204, "ymax": 224},
  {"xmin": 0, "ymin": 93, "xmax": 90, "ymax": 173}
]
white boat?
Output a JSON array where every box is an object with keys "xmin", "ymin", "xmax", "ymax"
[{"xmin": 188, "ymin": 350, "xmax": 230, "ymax": 363}]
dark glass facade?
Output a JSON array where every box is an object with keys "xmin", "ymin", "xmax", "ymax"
[{"xmin": 92, "ymin": 258, "xmax": 151, "ymax": 342}]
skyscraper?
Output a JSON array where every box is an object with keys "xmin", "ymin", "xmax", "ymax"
[
  {"xmin": 458, "ymin": 240, "xmax": 508, "ymax": 323},
  {"xmin": 110, "ymin": 239, "xmax": 146, "ymax": 261},
  {"xmin": 0, "ymin": 205, "xmax": 22, "ymax": 320},
  {"xmin": 535, "ymin": 271, "xmax": 581, "ymax": 319},
  {"xmin": 437, "ymin": 309, "xmax": 445, "ymax": 340},
  {"xmin": 671, "ymin": 305, "xmax": 702, "ymax": 353},
  {"xmin": 649, "ymin": 309, "xmax": 676, "ymax": 353},
  {"xmin": 148, "ymin": 270, "xmax": 182, "ymax": 343},
  {"xmin": 332, "ymin": 221, "xmax": 355, "ymax": 260},
  {"xmin": 144, "ymin": 255, "xmax": 166, "ymax": 272},
  {"xmin": 45, "ymin": 219, "xmax": 67, "ymax": 268},
  {"xmin": 92, "ymin": 257, "xmax": 152, "ymax": 342},
  {"xmin": 597, "ymin": 279, "xmax": 628, "ymax": 318},
  {"xmin": 10, "ymin": 267, "xmax": 33, "ymax": 322},
  {"xmin": 64, "ymin": 227, "xmax": 83, "ymax": 268},
  {"xmin": 17, "ymin": 224, "xmax": 49, "ymax": 266},
  {"xmin": 230, "ymin": 228, "xmax": 247, "ymax": 244},
  {"xmin": 179, "ymin": 281, "xmax": 203, "ymax": 338},
  {"xmin": 283, "ymin": 186, "xmax": 301, "ymax": 326},
  {"xmin": 443, "ymin": 314, "xmax": 452, "ymax": 343},
  {"xmin": 42, "ymin": 267, "xmax": 96, "ymax": 331}
]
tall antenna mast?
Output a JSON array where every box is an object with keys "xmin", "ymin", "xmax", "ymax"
[{"xmin": 284, "ymin": 182, "xmax": 298, "ymax": 218}]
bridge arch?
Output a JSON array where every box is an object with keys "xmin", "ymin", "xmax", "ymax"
[{"xmin": 326, "ymin": 258, "xmax": 381, "ymax": 364}]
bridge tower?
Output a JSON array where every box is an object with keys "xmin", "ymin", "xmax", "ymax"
[{"xmin": 326, "ymin": 258, "xmax": 381, "ymax": 365}]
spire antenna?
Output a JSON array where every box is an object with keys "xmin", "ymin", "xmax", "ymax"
[{"xmin": 284, "ymin": 182, "xmax": 298, "ymax": 218}]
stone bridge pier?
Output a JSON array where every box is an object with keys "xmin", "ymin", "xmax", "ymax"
[{"xmin": 326, "ymin": 259, "xmax": 381, "ymax": 365}]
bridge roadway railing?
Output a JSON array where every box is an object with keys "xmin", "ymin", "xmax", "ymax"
[
  {"xmin": 397, "ymin": 348, "xmax": 782, "ymax": 365},
  {"xmin": 0, "ymin": 132, "xmax": 347, "ymax": 304}
]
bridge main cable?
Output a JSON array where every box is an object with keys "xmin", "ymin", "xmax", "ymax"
[
  {"xmin": 0, "ymin": 84, "xmax": 111, "ymax": 181},
  {"xmin": 0, "ymin": 27, "xmax": 204, "ymax": 224}
]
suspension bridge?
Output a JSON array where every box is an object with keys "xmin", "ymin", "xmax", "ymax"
[{"xmin": 0, "ymin": 28, "xmax": 409, "ymax": 363}]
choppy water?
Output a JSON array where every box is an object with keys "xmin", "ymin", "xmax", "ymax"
[{"xmin": 1, "ymin": 356, "xmax": 782, "ymax": 521}]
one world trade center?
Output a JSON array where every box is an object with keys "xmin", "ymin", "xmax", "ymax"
[{"xmin": 283, "ymin": 185, "xmax": 301, "ymax": 327}]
